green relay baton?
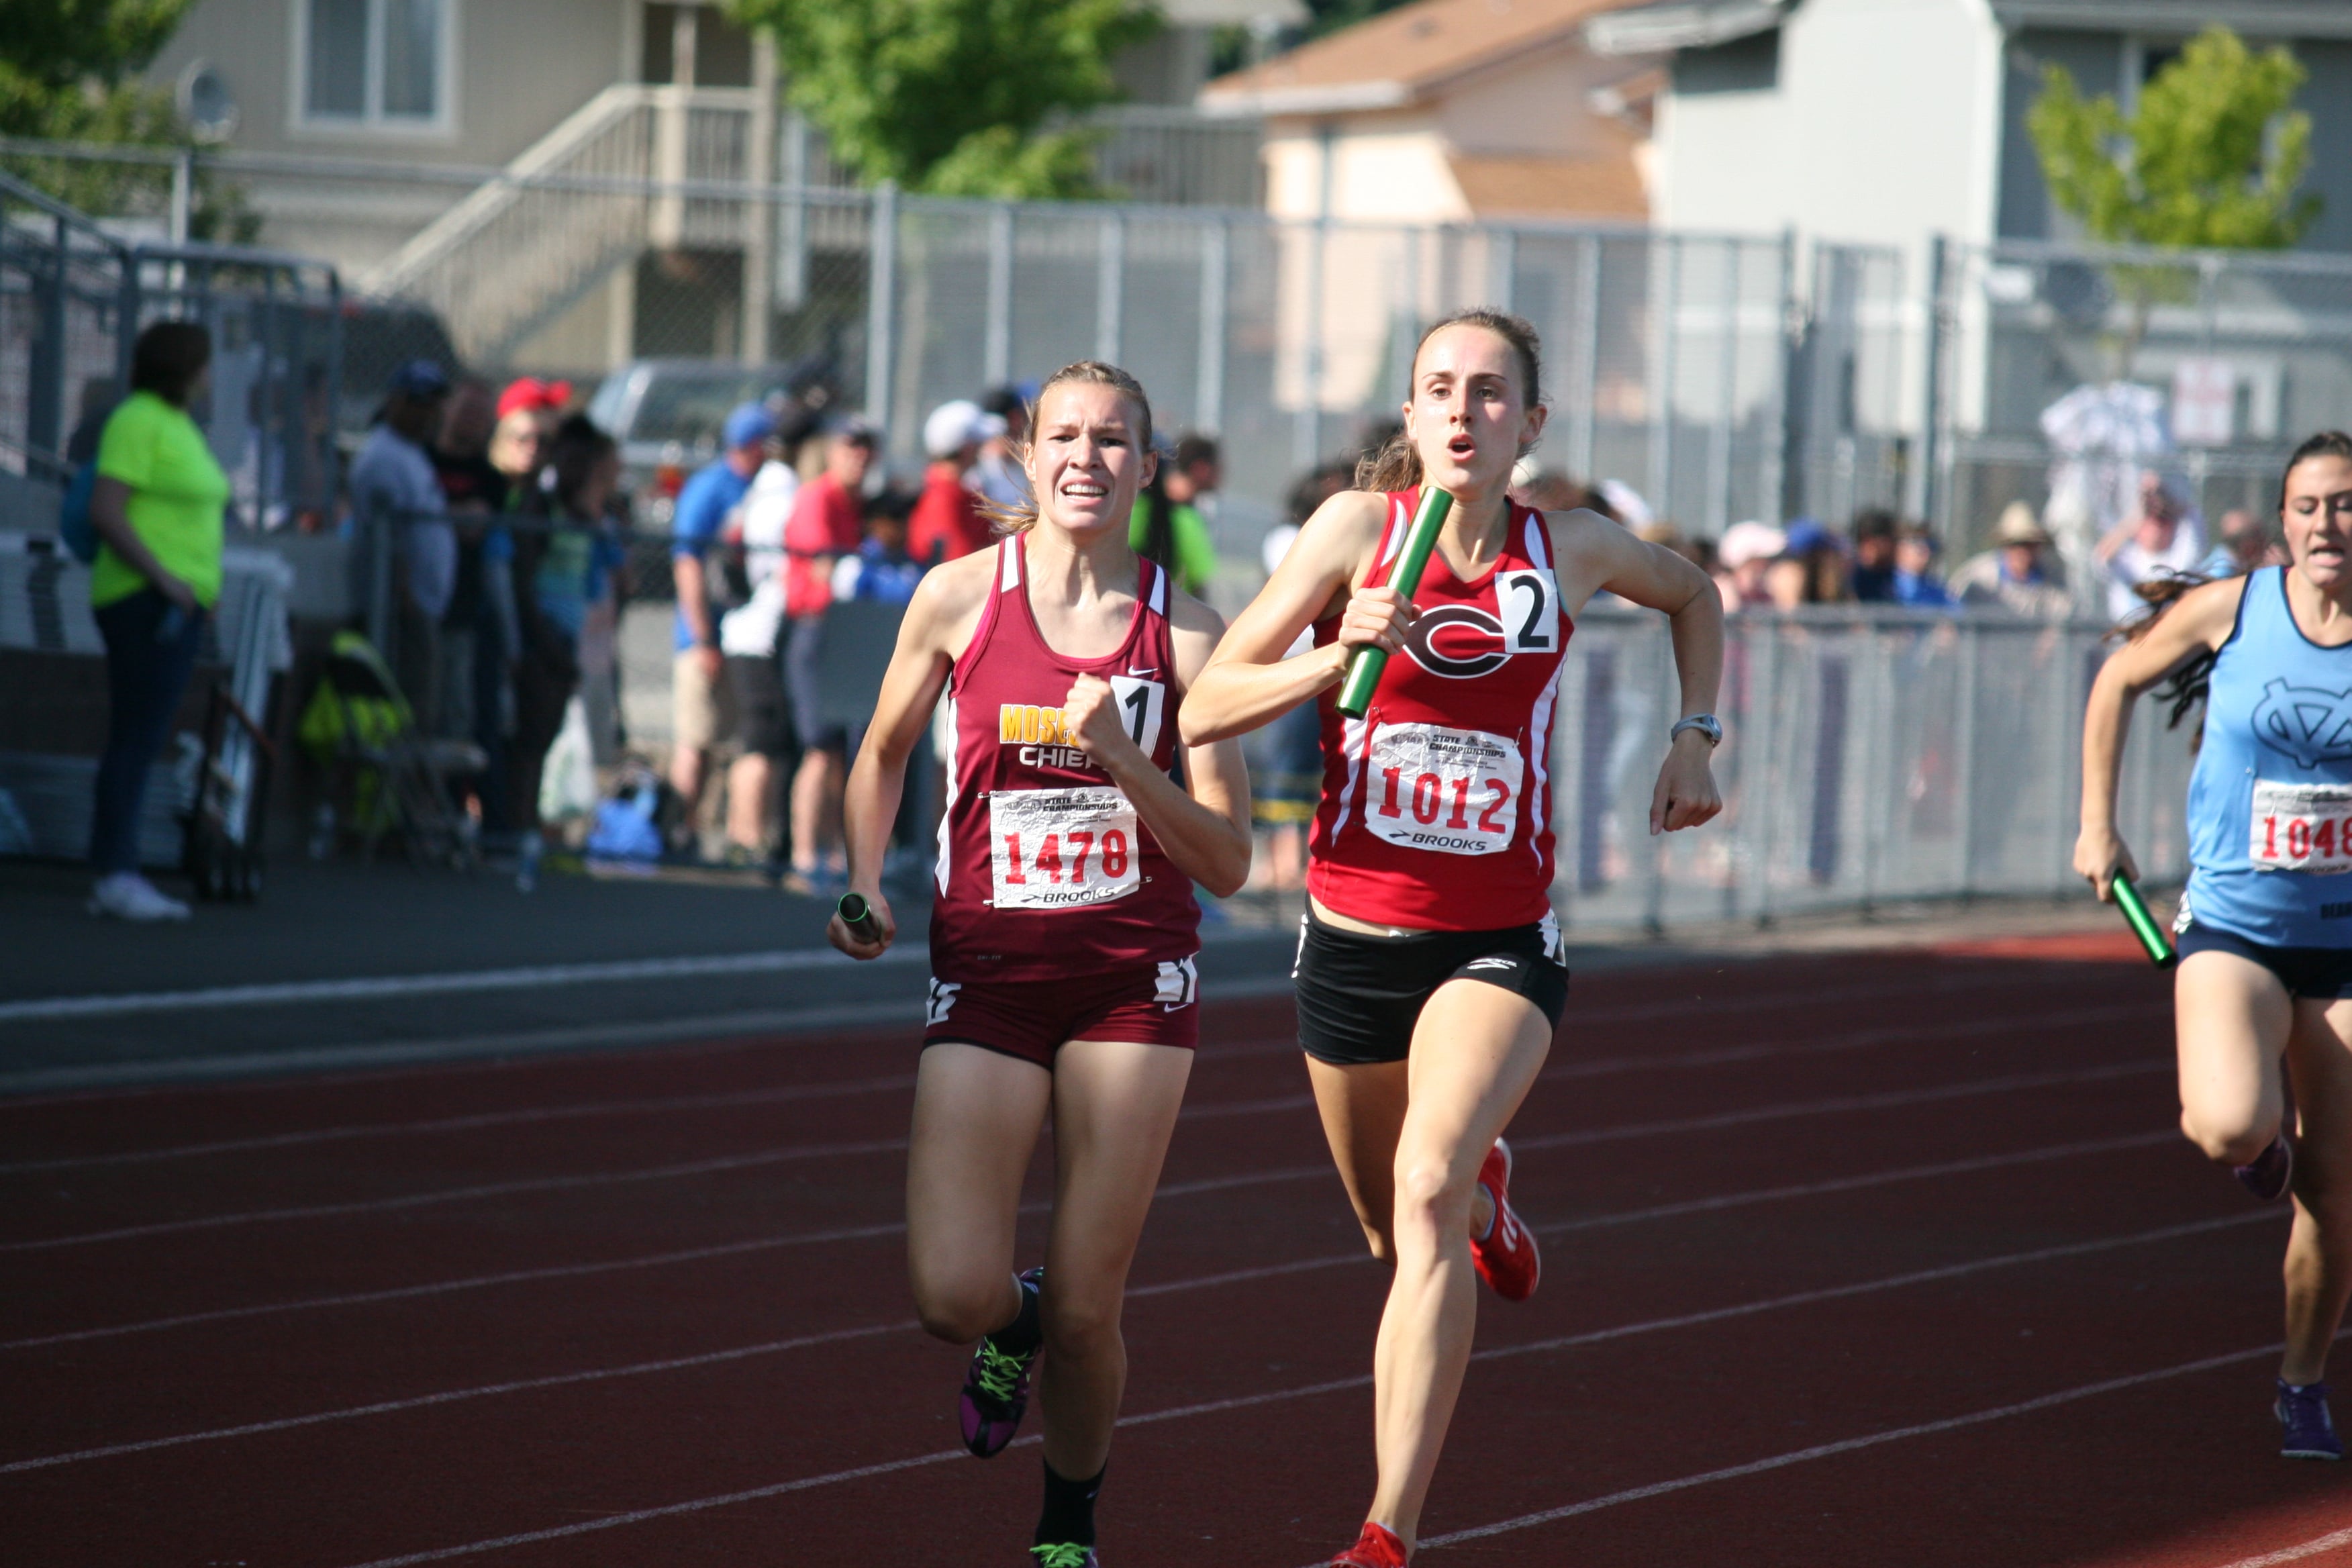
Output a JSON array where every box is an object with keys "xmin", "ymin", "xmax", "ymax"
[
  {"xmin": 2110, "ymin": 871, "xmax": 2177, "ymax": 969},
  {"xmin": 1335, "ymin": 487, "xmax": 1454, "ymax": 720}
]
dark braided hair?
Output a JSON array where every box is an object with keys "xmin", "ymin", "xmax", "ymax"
[
  {"xmin": 2114, "ymin": 573, "xmax": 2220, "ymax": 731},
  {"xmin": 2116, "ymin": 430, "xmax": 2352, "ymax": 732}
]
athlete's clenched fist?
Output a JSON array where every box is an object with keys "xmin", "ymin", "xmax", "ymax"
[{"xmin": 1062, "ymin": 673, "xmax": 1137, "ymax": 764}]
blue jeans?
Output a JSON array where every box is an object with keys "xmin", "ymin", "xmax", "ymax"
[{"xmin": 90, "ymin": 589, "xmax": 206, "ymax": 875}]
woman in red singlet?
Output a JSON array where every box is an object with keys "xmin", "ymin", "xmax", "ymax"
[
  {"xmin": 1183, "ymin": 310, "xmax": 1726, "ymax": 1565},
  {"xmin": 828, "ymin": 361, "xmax": 1251, "ymax": 1567}
]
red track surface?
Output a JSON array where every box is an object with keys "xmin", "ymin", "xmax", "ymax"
[{"xmin": 7, "ymin": 939, "xmax": 2351, "ymax": 1567}]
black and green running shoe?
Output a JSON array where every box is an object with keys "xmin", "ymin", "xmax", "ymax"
[{"xmin": 958, "ymin": 1267, "xmax": 1042, "ymax": 1457}]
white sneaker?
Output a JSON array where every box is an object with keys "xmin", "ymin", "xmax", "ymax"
[{"xmin": 88, "ymin": 873, "xmax": 192, "ymax": 922}]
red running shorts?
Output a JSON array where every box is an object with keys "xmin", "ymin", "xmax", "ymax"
[{"xmin": 922, "ymin": 957, "xmax": 1201, "ymax": 1067}]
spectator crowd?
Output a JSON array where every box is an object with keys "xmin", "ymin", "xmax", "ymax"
[{"xmin": 172, "ymin": 346, "xmax": 2284, "ymax": 914}]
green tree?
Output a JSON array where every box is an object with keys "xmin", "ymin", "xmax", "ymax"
[
  {"xmin": 726, "ymin": 0, "xmax": 1159, "ymax": 199},
  {"xmin": 0, "ymin": 0, "xmax": 198, "ymax": 217},
  {"xmin": 2028, "ymin": 27, "xmax": 2318, "ymax": 375},
  {"xmin": 2028, "ymin": 26, "xmax": 2318, "ymax": 250}
]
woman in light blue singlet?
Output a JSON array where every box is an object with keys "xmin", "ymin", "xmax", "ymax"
[{"xmin": 2077, "ymin": 432, "xmax": 2352, "ymax": 1463}]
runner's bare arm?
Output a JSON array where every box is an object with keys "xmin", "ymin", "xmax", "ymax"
[
  {"xmin": 1067, "ymin": 593, "xmax": 1253, "ymax": 897},
  {"xmin": 2075, "ymin": 575, "xmax": 2247, "ymax": 898},
  {"xmin": 829, "ymin": 557, "xmax": 991, "ymax": 958},
  {"xmin": 1555, "ymin": 511, "xmax": 1726, "ymax": 833},
  {"xmin": 1180, "ymin": 491, "xmax": 1403, "ymax": 745}
]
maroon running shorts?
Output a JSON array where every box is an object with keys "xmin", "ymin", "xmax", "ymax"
[{"xmin": 922, "ymin": 957, "xmax": 1201, "ymax": 1067}]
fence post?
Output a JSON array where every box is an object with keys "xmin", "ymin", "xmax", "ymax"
[
  {"xmin": 1297, "ymin": 203, "xmax": 1328, "ymax": 470},
  {"xmin": 1764, "ymin": 228, "xmax": 1796, "ymax": 525},
  {"xmin": 777, "ymin": 111, "xmax": 810, "ymax": 311},
  {"xmin": 985, "ymin": 203, "xmax": 1013, "ymax": 387},
  {"xmin": 1095, "ymin": 210, "xmax": 1125, "ymax": 364},
  {"xmin": 1197, "ymin": 216, "xmax": 1227, "ymax": 436},
  {"xmin": 169, "ymin": 148, "xmax": 195, "ymax": 246},
  {"xmin": 1491, "ymin": 227, "xmax": 1516, "ymax": 314},
  {"xmin": 1918, "ymin": 232, "xmax": 1947, "ymax": 532},
  {"xmin": 865, "ymin": 181, "xmax": 896, "ymax": 422},
  {"xmin": 27, "ymin": 213, "xmax": 68, "ymax": 457},
  {"xmin": 1707, "ymin": 240, "xmax": 1740, "ymax": 534},
  {"xmin": 1645, "ymin": 236, "xmax": 1680, "ymax": 527},
  {"xmin": 1568, "ymin": 233, "xmax": 1600, "ymax": 482},
  {"xmin": 1954, "ymin": 616, "xmax": 1979, "ymax": 897}
]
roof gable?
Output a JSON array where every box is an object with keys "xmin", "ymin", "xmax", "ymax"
[{"xmin": 1203, "ymin": 0, "xmax": 1631, "ymax": 115}]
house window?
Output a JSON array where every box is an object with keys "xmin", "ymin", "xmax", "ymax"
[{"xmin": 301, "ymin": 0, "xmax": 449, "ymax": 128}]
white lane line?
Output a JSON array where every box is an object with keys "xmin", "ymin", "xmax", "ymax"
[
  {"xmin": 0, "ymin": 948, "xmax": 927, "ymax": 1024},
  {"xmin": 1, "ymin": 1126, "xmax": 2172, "ymax": 1352},
  {"xmin": 0, "ymin": 1320, "xmax": 918, "ymax": 1476},
  {"xmin": 0, "ymin": 1003, "xmax": 936, "ymax": 1100},
  {"xmin": 311, "ymin": 1208, "xmax": 2283, "ymax": 1567},
  {"xmin": 0, "ymin": 1057, "xmax": 2168, "ymax": 1257},
  {"xmin": 0, "ymin": 1140, "xmax": 908, "ymax": 1254},
  {"xmin": 0, "ymin": 987, "xmax": 2151, "ymax": 1175},
  {"xmin": 0, "ymin": 1150, "xmax": 2262, "ymax": 1481},
  {"xmin": 0, "ymin": 1074, "xmax": 926, "ymax": 1176},
  {"xmin": 0, "ymin": 959, "xmax": 2131, "ymax": 1112},
  {"xmin": 2209, "ymin": 1528, "xmax": 2352, "ymax": 1568},
  {"xmin": 1541, "ymin": 1000, "xmax": 2159, "ymax": 1083},
  {"xmin": 0, "ymin": 1089, "xmax": 1324, "ymax": 1253},
  {"xmin": 1410, "ymin": 1334, "xmax": 2346, "ymax": 1557}
]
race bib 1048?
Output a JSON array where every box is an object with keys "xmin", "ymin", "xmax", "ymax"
[
  {"xmin": 2249, "ymin": 779, "xmax": 2352, "ymax": 874},
  {"xmin": 989, "ymin": 787, "xmax": 1141, "ymax": 908},
  {"xmin": 1364, "ymin": 722, "xmax": 1523, "ymax": 856}
]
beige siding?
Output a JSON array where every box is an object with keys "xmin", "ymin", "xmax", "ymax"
[{"xmin": 150, "ymin": 0, "xmax": 627, "ymax": 166}]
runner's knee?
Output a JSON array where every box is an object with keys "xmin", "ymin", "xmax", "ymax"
[
  {"xmin": 1042, "ymin": 1285, "xmax": 1123, "ymax": 1362},
  {"xmin": 911, "ymin": 1270, "xmax": 1015, "ymax": 1344},
  {"xmin": 1391, "ymin": 1154, "xmax": 1471, "ymax": 1238},
  {"xmin": 2180, "ymin": 1103, "xmax": 2275, "ymax": 1167}
]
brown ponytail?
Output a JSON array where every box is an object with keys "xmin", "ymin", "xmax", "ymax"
[{"xmin": 1354, "ymin": 308, "xmax": 1545, "ymax": 492}]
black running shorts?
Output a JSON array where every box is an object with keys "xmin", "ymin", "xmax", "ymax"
[
  {"xmin": 2177, "ymin": 920, "xmax": 2352, "ymax": 999},
  {"xmin": 1293, "ymin": 908, "xmax": 1570, "ymax": 1066}
]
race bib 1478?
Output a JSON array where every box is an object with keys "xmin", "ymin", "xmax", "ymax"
[
  {"xmin": 2250, "ymin": 779, "xmax": 2352, "ymax": 874},
  {"xmin": 1364, "ymin": 722, "xmax": 1523, "ymax": 856},
  {"xmin": 989, "ymin": 787, "xmax": 1141, "ymax": 908}
]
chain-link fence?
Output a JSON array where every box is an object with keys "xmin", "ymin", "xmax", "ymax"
[
  {"xmin": 1788, "ymin": 242, "xmax": 1910, "ymax": 530},
  {"xmin": 1926, "ymin": 236, "xmax": 2352, "ymax": 595},
  {"xmin": 1, "ymin": 169, "xmax": 343, "ymax": 528},
  {"xmin": 6, "ymin": 140, "xmax": 1912, "ymax": 557},
  {"xmin": 1556, "ymin": 604, "xmax": 2189, "ymax": 932}
]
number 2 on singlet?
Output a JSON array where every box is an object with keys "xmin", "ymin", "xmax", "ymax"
[
  {"xmin": 989, "ymin": 787, "xmax": 1142, "ymax": 908},
  {"xmin": 2249, "ymin": 779, "xmax": 2352, "ymax": 874},
  {"xmin": 1363, "ymin": 722, "xmax": 1522, "ymax": 856}
]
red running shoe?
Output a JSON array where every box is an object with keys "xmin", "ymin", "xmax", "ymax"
[
  {"xmin": 1470, "ymin": 1138, "xmax": 1539, "ymax": 1302},
  {"xmin": 1330, "ymin": 1521, "xmax": 1408, "ymax": 1566}
]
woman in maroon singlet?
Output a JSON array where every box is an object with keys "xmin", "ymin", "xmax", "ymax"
[
  {"xmin": 829, "ymin": 361, "xmax": 1251, "ymax": 1567},
  {"xmin": 1183, "ymin": 310, "xmax": 1726, "ymax": 1565}
]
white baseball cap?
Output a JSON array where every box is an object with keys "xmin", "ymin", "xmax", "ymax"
[
  {"xmin": 923, "ymin": 399, "xmax": 987, "ymax": 460},
  {"xmin": 1717, "ymin": 520, "xmax": 1787, "ymax": 569}
]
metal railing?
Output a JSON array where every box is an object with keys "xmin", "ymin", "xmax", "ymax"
[
  {"xmin": 1925, "ymin": 236, "xmax": 2352, "ymax": 590},
  {"xmin": 1, "ymin": 170, "xmax": 344, "ymax": 528},
  {"xmin": 1555, "ymin": 603, "xmax": 2186, "ymax": 932}
]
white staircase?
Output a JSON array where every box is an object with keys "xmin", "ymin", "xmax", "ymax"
[{"xmin": 358, "ymin": 84, "xmax": 762, "ymax": 364}]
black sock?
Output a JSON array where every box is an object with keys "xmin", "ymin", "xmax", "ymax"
[
  {"xmin": 1034, "ymin": 1459, "xmax": 1105, "ymax": 1547},
  {"xmin": 987, "ymin": 1273, "xmax": 1042, "ymax": 1358}
]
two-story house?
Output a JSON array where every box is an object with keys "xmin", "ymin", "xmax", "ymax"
[{"xmin": 146, "ymin": 0, "xmax": 1300, "ymax": 373}]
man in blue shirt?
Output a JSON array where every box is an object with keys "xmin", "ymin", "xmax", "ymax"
[{"xmin": 669, "ymin": 401, "xmax": 774, "ymax": 828}]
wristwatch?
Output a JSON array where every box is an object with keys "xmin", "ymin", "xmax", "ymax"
[{"xmin": 1670, "ymin": 714, "xmax": 1722, "ymax": 747}]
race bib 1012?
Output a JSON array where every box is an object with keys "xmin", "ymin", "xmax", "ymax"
[
  {"xmin": 2249, "ymin": 778, "xmax": 2352, "ymax": 874},
  {"xmin": 1363, "ymin": 722, "xmax": 1523, "ymax": 856},
  {"xmin": 989, "ymin": 787, "xmax": 1142, "ymax": 908}
]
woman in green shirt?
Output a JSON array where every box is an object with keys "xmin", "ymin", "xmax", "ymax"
[{"xmin": 85, "ymin": 320, "xmax": 227, "ymax": 922}]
